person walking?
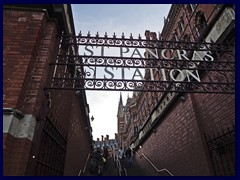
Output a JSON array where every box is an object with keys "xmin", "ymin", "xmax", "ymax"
[
  {"xmin": 103, "ymin": 147, "xmax": 109, "ymax": 170},
  {"xmin": 125, "ymin": 147, "xmax": 132, "ymax": 167},
  {"xmin": 95, "ymin": 147, "xmax": 104, "ymax": 175},
  {"xmin": 118, "ymin": 147, "xmax": 125, "ymax": 168}
]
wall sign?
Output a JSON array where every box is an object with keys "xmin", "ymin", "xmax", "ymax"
[{"xmin": 46, "ymin": 33, "xmax": 235, "ymax": 94}]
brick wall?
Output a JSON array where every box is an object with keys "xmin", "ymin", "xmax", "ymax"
[
  {"xmin": 64, "ymin": 94, "xmax": 91, "ymax": 175},
  {"xmin": 3, "ymin": 133, "xmax": 32, "ymax": 175},
  {"xmin": 135, "ymin": 88, "xmax": 234, "ymax": 176},
  {"xmin": 136, "ymin": 94, "xmax": 212, "ymax": 176},
  {"xmin": 3, "ymin": 9, "xmax": 48, "ymax": 176},
  {"xmin": 4, "ymin": 6, "xmax": 92, "ymax": 176},
  {"xmin": 3, "ymin": 8, "xmax": 59, "ymax": 116},
  {"xmin": 191, "ymin": 93, "xmax": 235, "ymax": 136},
  {"xmin": 133, "ymin": 5, "xmax": 235, "ymax": 176},
  {"xmin": 3, "ymin": 10, "xmax": 46, "ymax": 112},
  {"xmin": 22, "ymin": 20, "xmax": 59, "ymax": 117}
]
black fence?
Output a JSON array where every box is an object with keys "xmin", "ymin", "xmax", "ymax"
[{"xmin": 205, "ymin": 125, "xmax": 235, "ymax": 176}]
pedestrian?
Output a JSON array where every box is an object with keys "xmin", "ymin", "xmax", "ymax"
[
  {"xmin": 95, "ymin": 147, "xmax": 104, "ymax": 175},
  {"xmin": 90, "ymin": 148, "xmax": 97, "ymax": 174},
  {"xmin": 103, "ymin": 146, "xmax": 109, "ymax": 160},
  {"xmin": 118, "ymin": 147, "xmax": 125, "ymax": 167},
  {"xmin": 113, "ymin": 146, "xmax": 118, "ymax": 163},
  {"xmin": 125, "ymin": 147, "xmax": 132, "ymax": 167},
  {"xmin": 103, "ymin": 146, "xmax": 109, "ymax": 169}
]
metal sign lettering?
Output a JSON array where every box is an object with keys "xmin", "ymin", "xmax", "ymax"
[{"xmin": 45, "ymin": 32, "xmax": 235, "ymax": 94}]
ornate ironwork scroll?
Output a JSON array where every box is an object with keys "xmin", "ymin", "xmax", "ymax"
[
  {"xmin": 45, "ymin": 33, "xmax": 235, "ymax": 94},
  {"xmin": 60, "ymin": 32, "xmax": 233, "ymax": 51}
]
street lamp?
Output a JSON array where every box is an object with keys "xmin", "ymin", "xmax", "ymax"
[{"xmin": 91, "ymin": 116, "xmax": 94, "ymax": 121}]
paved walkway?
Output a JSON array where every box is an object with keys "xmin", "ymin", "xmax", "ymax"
[
  {"xmin": 83, "ymin": 157, "xmax": 118, "ymax": 176},
  {"xmin": 83, "ymin": 156, "xmax": 149, "ymax": 176},
  {"xmin": 121, "ymin": 157, "xmax": 150, "ymax": 176}
]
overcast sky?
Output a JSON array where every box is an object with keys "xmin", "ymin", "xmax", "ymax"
[{"xmin": 71, "ymin": 4, "xmax": 171, "ymax": 140}]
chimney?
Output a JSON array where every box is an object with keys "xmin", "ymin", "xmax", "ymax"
[
  {"xmin": 97, "ymin": 138, "xmax": 99, "ymax": 142},
  {"xmin": 145, "ymin": 30, "xmax": 150, "ymax": 40},
  {"xmin": 106, "ymin": 135, "xmax": 109, "ymax": 140},
  {"xmin": 101, "ymin": 135, "xmax": 104, "ymax": 141},
  {"xmin": 150, "ymin": 32, "xmax": 157, "ymax": 40}
]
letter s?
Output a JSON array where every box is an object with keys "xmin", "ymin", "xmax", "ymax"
[
  {"xmin": 104, "ymin": 67, "xmax": 114, "ymax": 79},
  {"xmin": 84, "ymin": 46, "xmax": 94, "ymax": 56},
  {"xmin": 204, "ymin": 51, "xmax": 214, "ymax": 61}
]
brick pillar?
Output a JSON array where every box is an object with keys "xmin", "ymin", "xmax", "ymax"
[{"xmin": 3, "ymin": 9, "xmax": 48, "ymax": 175}]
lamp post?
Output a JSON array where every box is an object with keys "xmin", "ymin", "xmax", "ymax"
[{"xmin": 91, "ymin": 116, "xmax": 94, "ymax": 121}]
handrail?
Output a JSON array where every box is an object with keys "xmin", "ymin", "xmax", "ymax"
[
  {"xmin": 115, "ymin": 155, "xmax": 128, "ymax": 176},
  {"xmin": 77, "ymin": 170, "xmax": 82, "ymax": 176},
  {"xmin": 78, "ymin": 153, "xmax": 91, "ymax": 176},
  {"xmin": 83, "ymin": 153, "xmax": 91, "ymax": 174},
  {"xmin": 130, "ymin": 147, "xmax": 174, "ymax": 176}
]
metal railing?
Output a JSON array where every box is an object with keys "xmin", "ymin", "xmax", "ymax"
[
  {"xmin": 78, "ymin": 153, "xmax": 91, "ymax": 176},
  {"xmin": 113, "ymin": 149, "xmax": 127, "ymax": 176},
  {"xmin": 130, "ymin": 147, "xmax": 174, "ymax": 176},
  {"xmin": 114, "ymin": 154, "xmax": 127, "ymax": 176},
  {"xmin": 115, "ymin": 157, "xmax": 122, "ymax": 176},
  {"xmin": 77, "ymin": 170, "xmax": 82, "ymax": 176}
]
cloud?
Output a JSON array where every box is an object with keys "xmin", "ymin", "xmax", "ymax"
[
  {"xmin": 71, "ymin": 4, "xmax": 171, "ymax": 140},
  {"xmin": 87, "ymin": 90, "xmax": 132, "ymax": 140},
  {"xmin": 73, "ymin": 4, "xmax": 171, "ymax": 38}
]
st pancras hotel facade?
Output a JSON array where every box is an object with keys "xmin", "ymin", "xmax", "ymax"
[{"xmin": 117, "ymin": 4, "xmax": 235, "ymax": 176}]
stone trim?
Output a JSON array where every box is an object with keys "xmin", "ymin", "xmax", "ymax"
[{"xmin": 3, "ymin": 111, "xmax": 36, "ymax": 141}]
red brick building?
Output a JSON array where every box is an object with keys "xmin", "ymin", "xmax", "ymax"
[
  {"xmin": 3, "ymin": 4, "xmax": 93, "ymax": 176},
  {"xmin": 117, "ymin": 4, "xmax": 235, "ymax": 176}
]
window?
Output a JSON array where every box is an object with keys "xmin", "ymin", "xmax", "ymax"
[
  {"xmin": 173, "ymin": 29, "xmax": 179, "ymax": 41},
  {"xmin": 183, "ymin": 34, "xmax": 191, "ymax": 42},
  {"xmin": 134, "ymin": 126, "xmax": 139, "ymax": 135},
  {"xmin": 178, "ymin": 17, "xmax": 185, "ymax": 33},
  {"xmin": 195, "ymin": 11, "xmax": 207, "ymax": 32}
]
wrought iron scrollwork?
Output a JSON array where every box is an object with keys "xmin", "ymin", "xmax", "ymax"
[
  {"xmin": 46, "ymin": 33, "xmax": 235, "ymax": 94},
  {"xmin": 53, "ymin": 55, "xmax": 235, "ymax": 71},
  {"xmin": 49, "ymin": 77, "xmax": 235, "ymax": 94},
  {"xmin": 59, "ymin": 33, "xmax": 233, "ymax": 51}
]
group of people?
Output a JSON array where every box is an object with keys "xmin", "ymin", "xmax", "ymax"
[
  {"xmin": 90, "ymin": 146, "xmax": 133, "ymax": 175},
  {"xmin": 90, "ymin": 147, "xmax": 109, "ymax": 175},
  {"xmin": 113, "ymin": 147, "xmax": 133, "ymax": 168}
]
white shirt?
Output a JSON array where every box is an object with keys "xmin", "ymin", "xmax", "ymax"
[{"xmin": 118, "ymin": 149, "xmax": 124, "ymax": 159}]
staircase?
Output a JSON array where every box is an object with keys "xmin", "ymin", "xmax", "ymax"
[
  {"xmin": 81, "ymin": 156, "xmax": 149, "ymax": 176},
  {"xmin": 121, "ymin": 157, "xmax": 149, "ymax": 176}
]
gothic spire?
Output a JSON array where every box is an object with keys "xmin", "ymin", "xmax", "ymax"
[
  {"xmin": 119, "ymin": 92, "xmax": 123, "ymax": 106},
  {"xmin": 117, "ymin": 92, "xmax": 124, "ymax": 117}
]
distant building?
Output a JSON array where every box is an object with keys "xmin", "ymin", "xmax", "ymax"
[
  {"xmin": 94, "ymin": 135, "xmax": 118, "ymax": 149},
  {"xmin": 3, "ymin": 4, "xmax": 93, "ymax": 176},
  {"xmin": 117, "ymin": 4, "xmax": 235, "ymax": 176}
]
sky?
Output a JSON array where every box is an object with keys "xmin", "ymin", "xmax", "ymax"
[{"xmin": 71, "ymin": 4, "xmax": 171, "ymax": 140}]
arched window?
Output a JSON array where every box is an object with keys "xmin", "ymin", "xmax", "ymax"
[
  {"xmin": 171, "ymin": 29, "xmax": 179, "ymax": 41},
  {"xmin": 195, "ymin": 11, "xmax": 207, "ymax": 32},
  {"xmin": 134, "ymin": 126, "xmax": 138, "ymax": 135},
  {"xmin": 178, "ymin": 17, "xmax": 185, "ymax": 33},
  {"xmin": 183, "ymin": 33, "xmax": 191, "ymax": 42}
]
